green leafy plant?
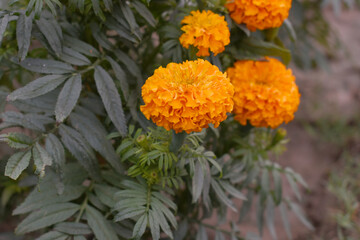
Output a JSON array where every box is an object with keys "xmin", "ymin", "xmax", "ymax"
[
  {"xmin": 0, "ymin": 0, "xmax": 314, "ymax": 239},
  {"xmin": 328, "ymin": 153, "xmax": 360, "ymax": 240}
]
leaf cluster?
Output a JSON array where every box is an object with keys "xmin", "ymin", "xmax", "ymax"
[{"xmin": 0, "ymin": 0, "xmax": 317, "ymax": 239}]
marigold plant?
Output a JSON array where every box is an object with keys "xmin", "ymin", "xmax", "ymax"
[
  {"xmin": 226, "ymin": 0, "xmax": 292, "ymax": 31},
  {"xmin": 227, "ymin": 57, "xmax": 301, "ymax": 128},
  {"xmin": 141, "ymin": 59, "xmax": 234, "ymax": 133},
  {"xmin": 0, "ymin": 0, "xmax": 315, "ymax": 239},
  {"xmin": 179, "ymin": 10, "xmax": 230, "ymax": 56}
]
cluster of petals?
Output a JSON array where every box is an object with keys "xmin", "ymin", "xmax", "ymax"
[
  {"xmin": 179, "ymin": 10, "xmax": 230, "ymax": 57},
  {"xmin": 226, "ymin": 57, "xmax": 300, "ymax": 128},
  {"xmin": 225, "ymin": 0, "xmax": 292, "ymax": 31},
  {"xmin": 141, "ymin": 59, "xmax": 234, "ymax": 134}
]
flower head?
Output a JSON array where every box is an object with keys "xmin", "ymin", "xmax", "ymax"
[
  {"xmin": 227, "ymin": 57, "xmax": 300, "ymax": 128},
  {"xmin": 225, "ymin": 0, "xmax": 292, "ymax": 31},
  {"xmin": 141, "ymin": 59, "xmax": 234, "ymax": 133},
  {"xmin": 179, "ymin": 10, "xmax": 230, "ymax": 57}
]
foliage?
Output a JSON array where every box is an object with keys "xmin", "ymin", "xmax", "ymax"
[
  {"xmin": 328, "ymin": 153, "xmax": 360, "ymax": 240},
  {"xmin": 0, "ymin": 0, "xmax": 317, "ymax": 239},
  {"xmin": 304, "ymin": 116, "xmax": 360, "ymax": 239}
]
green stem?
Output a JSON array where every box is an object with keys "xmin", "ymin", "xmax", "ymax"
[
  {"xmin": 76, "ymin": 182, "xmax": 93, "ymax": 222},
  {"xmin": 77, "ymin": 57, "xmax": 104, "ymax": 75},
  {"xmin": 145, "ymin": 184, "xmax": 152, "ymax": 213},
  {"xmin": 76, "ymin": 194, "xmax": 88, "ymax": 222},
  {"xmin": 264, "ymin": 28, "xmax": 280, "ymax": 42},
  {"xmin": 24, "ymin": 125, "xmax": 60, "ymax": 152}
]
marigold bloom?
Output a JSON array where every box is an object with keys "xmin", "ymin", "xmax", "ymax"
[
  {"xmin": 141, "ymin": 59, "xmax": 234, "ymax": 134},
  {"xmin": 179, "ymin": 10, "xmax": 230, "ymax": 57},
  {"xmin": 227, "ymin": 57, "xmax": 300, "ymax": 128},
  {"xmin": 225, "ymin": 0, "xmax": 292, "ymax": 31}
]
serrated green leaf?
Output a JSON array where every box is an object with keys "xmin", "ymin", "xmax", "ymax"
[
  {"xmin": 55, "ymin": 74, "xmax": 82, "ymax": 122},
  {"xmin": 5, "ymin": 150, "xmax": 32, "ymax": 180},
  {"xmin": 149, "ymin": 209, "xmax": 160, "ymax": 240},
  {"xmin": 59, "ymin": 47, "xmax": 91, "ymax": 66},
  {"xmin": 1, "ymin": 111, "xmax": 52, "ymax": 132},
  {"xmin": 119, "ymin": 1, "xmax": 138, "ymax": 32},
  {"xmin": 239, "ymin": 190, "xmax": 253, "ymax": 222},
  {"xmin": 54, "ymin": 222, "xmax": 92, "ymax": 235},
  {"xmin": 272, "ymin": 169, "xmax": 282, "ymax": 205},
  {"xmin": 0, "ymin": 14, "xmax": 9, "ymax": 45},
  {"xmin": 70, "ymin": 108, "xmax": 123, "ymax": 173},
  {"xmin": 94, "ymin": 184, "xmax": 117, "ymax": 207},
  {"xmin": 91, "ymin": 0, "xmax": 104, "ymax": 19},
  {"xmin": 265, "ymin": 197, "xmax": 277, "ymax": 240},
  {"xmin": 36, "ymin": 16, "xmax": 63, "ymax": 56},
  {"xmin": 32, "ymin": 142, "xmax": 53, "ymax": 175},
  {"xmin": 63, "ymin": 35, "xmax": 100, "ymax": 57},
  {"xmin": 88, "ymin": 192, "xmax": 107, "ymax": 211},
  {"xmin": 283, "ymin": 19, "xmax": 297, "ymax": 42},
  {"xmin": 7, "ymin": 75, "xmax": 68, "ymax": 101},
  {"xmin": 73, "ymin": 236, "xmax": 86, "ymax": 240},
  {"xmin": 103, "ymin": 0, "xmax": 112, "ymax": 11},
  {"xmin": 105, "ymin": 56, "xmax": 129, "ymax": 100},
  {"xmin": 106, "ymin": 17, "xmax": 137, "ymax": 43},
  {"xmin": 94, "ymin": 66, "xmax": 127, "ymax": 136},
  {"xmin": 150, "ymin": 200, "xmax": 174, "ymax": 238},
  {"xmin": 211, "ymin": 179, "xmax": 236, "ymax": 212},
  {"xmin": 45, "ymin": 133, "xmax": 65, "ymax": 171},
  {"xmin": 192, "ymin": 161, "xmax": 204, "ymax": 203},
  {"xmin": 240, "ymin": 38, "xmax": 291, "ymax": 65},
  {"xmin": 91, "ymin": 23, "xmax": 113, "ymax": 50},
  {"xmin": 114, "ymin": 208, "xmax": 146, "ymax": 222},
  {"xmin": 16, "ymin": 203, "xmax": 80, "ymax": 234},
  {"xmin": 18, "ymin": 58, "xmax": 74, "ymax": 74},
  {"xmin": 35, "ymin": 231, "xmax": 68, "ymax": 240},
  {"xmin": 256, "ymin": 195, "xmax": 265, "ymax": 236},
  {"xmin": 286, "ymin": 174, "xmax": 301, "ymax": 201},
  {"xmin": 17, "ymin": 13, "xmax": 33, "ymax": 61},
  {"xmin": 279, "ymin": 203, "xmax": 292, "ymax": 240},
  {"xmin": 132, "ymin": 0, "xmax": 156, "ymax": 27},
  {"xmin": 132, "ymin": 214, "xmax": 147, "ymax": 239},
  {"xmin": 152, "ymin": 198, "xmax": 177, "ymax": 228},
  {"xmin": 13, "ymin": 182, "xmax": 86, "ymax": 215},
  {"xmin": 219, "ymin": 180, "xmax": 247, "ymax": 200},
  {"xmin": 86, "ymin": 205, "xmax": 119, "ymax": 240},
  {"xmin": 0, "ymin": 132, "xmax": 33, "ymax": 149},
  {"xmin": 59, "ymin": 125, "xmax": 101, "ymax": 181},
  {"xmin": 289, "ymin": 202, "xmax": 314, "ymax": 230}
]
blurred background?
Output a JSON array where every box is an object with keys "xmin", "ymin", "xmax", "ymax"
[
  {"xmin": 0, "ymin": 0, "xmax": 360, "ymax": 240},
  {"xmin": 244, "ymin": 1, "xmax": 360, "ymax": 239}
]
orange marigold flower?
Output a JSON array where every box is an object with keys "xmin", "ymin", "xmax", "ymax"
[
  {"xmin": 179, "ymin": 10, "xmax": 230, "ymax": 57},
  {"xmin": 227, "ymin": 57, "xmax": 300, "ymax": 128},
  {"xmin": 225, "ymin": 0, "xmax": 292, "ymax": 31},
  {"xmin": 140, "ymin": 59, "xmax": 234, "ymax": 134}
]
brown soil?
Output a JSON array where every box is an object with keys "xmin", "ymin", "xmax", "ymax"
[{"xmin": 273, "ymin": 8, "xmax": 360, "ymax": 240}]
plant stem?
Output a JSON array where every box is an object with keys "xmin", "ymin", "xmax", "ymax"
[
  {"xmin": 76, "ymin": 194, "xmax": 89, "ymax": 222},
  {"xmin": 146, "ymin": 184, "xmax": 152, "ymax": 213},
  {"xmin": 77, "ymin": 56, "xmax": 105, "ymax": 75},
  {"xmin": 76, "ymin": 182, "xmax": 93, "ymax": 222}
]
